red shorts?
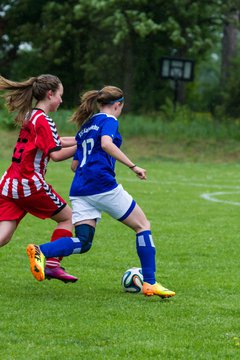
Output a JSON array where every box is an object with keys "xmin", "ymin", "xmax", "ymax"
[{"xmin": 0, "ymin": 184, "xmax": 66, "ymax": 224}]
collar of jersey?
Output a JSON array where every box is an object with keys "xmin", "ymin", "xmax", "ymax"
[{"xmin": 92, "ymin": 112, "xmax": 118, "ymax": 121}]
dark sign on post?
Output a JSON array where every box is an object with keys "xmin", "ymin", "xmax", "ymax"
[{"xmin": 160, "ymin": 57, "xmax": 195, "ymax": 109}]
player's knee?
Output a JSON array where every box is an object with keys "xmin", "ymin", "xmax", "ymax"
[
  {"xmin": 134, "ymin": 219, "xmax": 151, "ymax": 233},
  {"xmin": 80, "ymin": 242, "xmax": 92, "ymax": 253},
  {"xmin": 143, "ymin": 219, "xmax": 151, "ymax": 230},
  {"xmin": 0, "ymin": 237, "xmax": 11, "ymax": 247},
  {"xmin": 75, "ymin": 224, "xmax": 95, "ymax": 254}
]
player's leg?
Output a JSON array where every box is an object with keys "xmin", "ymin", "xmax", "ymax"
[
  {"xmin": 97, "ymin": 185, "xmax": 175, "ymax": 298},
  {"xmin": 45, "ymin": 204, "xmax": 79, "ymax": 283},
  {"xmin": 23, "ymin": 185, "xmax": 77, "ymax": 283},
  {"xmin": 0, "ymin": 194, "xmax": 25, "ymax": 247},
  {"xmin": 122, "ymin": 205, "xmax": 175, "ymax": 298},
  {"xmin": 26, "ymin": 196, "xmax": 98, "ymax": 282},
  {"xmin": 0, "ymin": 220, "xmax": 17, "ymax": 247},
  {"xmin": 26, "ymin": 219, "xmax": 96, "ymax": 282},
  {"xmin": 44, "ymin": 196, "xmax": 97, "ymax": 257},
  {"xmin": 26, "ymin": 205, "xmax": 78, "ymax": 283},
  {"xmin": 29, "ymin": 219, "xmax": 96, "ymax": 257},
  {"xmin": 88, "ymin": 185, "xmax": 157, "ymax": 288},
  {"xmin": 74, "ymin": 220, "xmax": 96, "ymax": 254},
  {"xmin": 121, "ymin": 204, "xmax": 156, "ymax": 283},
  {"xmin": 37, "ymin": 199, "xmax": 97, "ymax": 259}
]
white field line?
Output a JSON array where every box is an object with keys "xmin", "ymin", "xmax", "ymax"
[
  {"xmin": 200, "ymin": 191, "xmax": 240, "ymax": 206},
  {"xmin": 118, "ymin": 177, "xmax": 240, "ymax": 206}
]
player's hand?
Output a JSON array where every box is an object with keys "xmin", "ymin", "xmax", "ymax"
[{"xmin": 131, "ymin": 166, "xmax": 147, "ymax": 180}]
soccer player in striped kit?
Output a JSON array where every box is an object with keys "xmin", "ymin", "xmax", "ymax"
[
  {"xmin": 0, "ymin": 74, "xmax": 78, "ymax": 283},
  {"xmin": 27, "ymin": 85, "xmax": 175, "ymax": 298}
]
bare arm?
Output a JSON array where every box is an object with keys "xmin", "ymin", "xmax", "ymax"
[
  {"xmin": 50, "ymin": 145, "xmax": 77, "ymax": 162},
  {"xmin": 101, "ymin": 135, "xmax": 146, "ymax": 180},
  {"xmin": 60, "ymin": 137, "xmax": 77, "ymax": 147},
  {"xmin": 71, "ymin": 159, "xmax": 79, "ymax": 172}
]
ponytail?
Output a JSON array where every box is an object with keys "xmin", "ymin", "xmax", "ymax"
[
  {"xmin": 70, "ymin": 90, "xmax": 99, "ymax": 128},
  {"xmin": 0, "ymin": 74, "xmax": 61, "ymax": 125},
  {"xmin": 0, "ymin": 76, "xmax": 36, "ymax": 125},
  {"xmin": 71, "ymin": 86, "xmax": 124, "ymax": 128}
]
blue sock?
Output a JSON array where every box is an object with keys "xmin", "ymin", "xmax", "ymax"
[
  {"xmin": 39, "ymin": 237, "xmax": 81, "ymax": 258},
  {"xmin": 136, "ymin": 230, "xmax": 156, "ymax": 284}
]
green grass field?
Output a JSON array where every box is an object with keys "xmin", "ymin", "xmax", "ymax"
[{"xmin": 0, "ymin": 134, "xmax": 240, "ymax": 359}]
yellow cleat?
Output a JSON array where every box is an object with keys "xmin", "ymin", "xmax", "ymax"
[
  {"xmin": 26, "ymin": 244, "xmax": 45, "ymax": 281},
  {"xmin": 142, "ymin": 282, "xmax": 176, "ymax": 298}
]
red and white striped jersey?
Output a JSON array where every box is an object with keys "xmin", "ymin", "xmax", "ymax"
[{"xmin": 0, "ymin": 109, "xmax": 62, "ymax": 198}]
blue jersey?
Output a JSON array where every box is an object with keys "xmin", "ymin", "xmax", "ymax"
[{"xmin": 70, "ymin": 113, "xmax": 122, "ymax": 196}]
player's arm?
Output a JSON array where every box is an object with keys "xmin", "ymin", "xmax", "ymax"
[
  {"xmin": 36, "ymin": 117, "xmax": 76, "ymax": 160},
  {"xmin": 71, "ymin": 159, "xmax": 79, "ymax": 172},
  {"xmin": 101, "ymin": 135, "xmax": 146, "ymax": 180},
  {"xmin": 49, "ymin": 145, "xmax": 77, "ymax": 162},
  {"xmin": 71, "ymin": 149, "xmax": 79, "ymax": 172},
  {"xmin": 60, "ymin": 137, "xmax": 77, "ymax": 147}
]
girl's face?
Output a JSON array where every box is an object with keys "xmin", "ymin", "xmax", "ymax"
[{"xmin": 49, "ymin": 83, "xmax": 63, "ymax": 112}]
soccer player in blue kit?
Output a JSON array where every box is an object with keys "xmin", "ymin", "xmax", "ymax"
[{"xmin": 27, "ymin": 86, "xmax": 175, "ymax": 298}]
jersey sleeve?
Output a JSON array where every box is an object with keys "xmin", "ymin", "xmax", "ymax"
[
  {"xmin": 35, "ymin": 115, "xmax": 62, "ymax": 155},
  {"xmin": 101, "ymin": 116, "xmax": 118, "ymax": 139}
]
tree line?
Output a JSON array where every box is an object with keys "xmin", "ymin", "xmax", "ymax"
[{"xmin": 0, "ymin": 0, "xmax": 239, "ymax": 117}]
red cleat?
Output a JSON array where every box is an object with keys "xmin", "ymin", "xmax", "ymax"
[{"xmin": 45, "ymin": 266, "xmax": 78, "ymax": 283}]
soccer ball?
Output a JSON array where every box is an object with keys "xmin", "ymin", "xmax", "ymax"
[{"xmin": 121, "ymin": 267, "xmax": 143, "ymax": 293}]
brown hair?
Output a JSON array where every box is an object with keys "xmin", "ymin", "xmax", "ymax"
[
  {"xmin": 0, "ymin": 74, "xmax": 62, "ymax": 125},
  {"xmin": 70, "ymin": 85, "xmax": 124, "ymax": 128}
]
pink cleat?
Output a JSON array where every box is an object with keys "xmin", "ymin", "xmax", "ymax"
[{"xmin": 45, "ymin": 266, "xmax": 78, "ymax": 283}]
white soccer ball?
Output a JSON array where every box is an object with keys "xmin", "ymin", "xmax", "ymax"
[{"xmin": 121, "ymin": 267, "xmax": 143, "ymax": 293}]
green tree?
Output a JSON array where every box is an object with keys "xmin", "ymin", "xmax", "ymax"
[{"xmin": 1, "ymin": 0, "xmax": 239, "ymax": 114}]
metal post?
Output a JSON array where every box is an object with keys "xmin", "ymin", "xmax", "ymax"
[{"xmin": 173, "ymin": 79, "xmax": 179, "ymax": 111}]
